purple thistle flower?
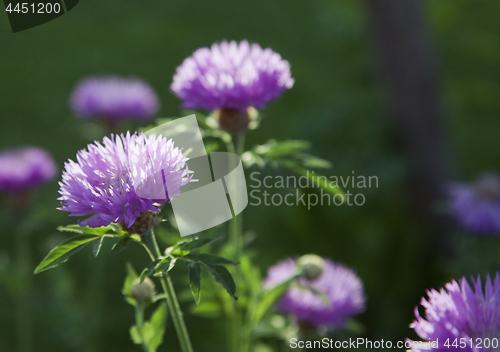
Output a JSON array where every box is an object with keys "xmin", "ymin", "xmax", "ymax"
[
  {"xmin": 448, "ymin": 173, "xmax": 500, "ymax": 235},
  {"xmin": 0, "ymin": 147, "xmax": 57, "ymax": 192},
  {"xmin": 408, "ymin": 273, "xmax": 500, "ymax": 352},
  {"xmin": 58, "ymin": 132, "xmax": 193, "ymax": 228},
  {"xmin": 263, "ymin": 256, "xmax": 366, "ymax": 329},
  {"xmin": 171, "ymin": 40, "xmax": 294, "ymax": 112},
  {"xmin": 70, "ymin": 76, "xmax": 159, "ymax": 121}
]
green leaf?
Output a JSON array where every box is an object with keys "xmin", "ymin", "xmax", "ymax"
[
  {"xmin": 187, "ymin": 262, "xmax": 201, "ymax": 305},
  {"xmin": 186, "ymin": 253, "xmax": 238, "ymax": 266},
  {"xmin": 202, "ymin": 263, "xmax": 237, "ymax": 301},
  {"xmin": 154, "ymin": 257, "xmax": 177, "ymax": 275},
  {"xmin": 169, "ymin": 237, "xmax": 217, "ymax": 257},
  {"xmin": 34, "ymin": 235, "xmax": 100, "ymax": 274},
  {"xmin": 148, "ymin": 303, "xmax": 168, "ymax": 351},
  {"xmin": 284, "ymin": 165, "xmax": 344, "ymax": 196},
  {"xmin": 129, "ymin": 322, "xmax": 154, "ymax": 345},
  {"xmin": 122, "ymin": 263, "xmax": 139, "ymax": 305},
  {"xmin": 93, "ymin": 236, "xmax": 105, "ymax": 257},
  {"xmin": 254, "ymin": 275, "xmax": 298, "ymax": 322},
  {"xmin": 139, "ymin": 268, "xmax": 150, "ymax": 283},
  {"xmin": 57, "ymin": 224, "xmax": 117, "ymax": 236},
  {"xmin": 110, "ymin": 235, "xmax": 140, "ymax": 254},
  {"xmin": 189, "ymin": 301, "xmax": 222, "ymax": 318}
]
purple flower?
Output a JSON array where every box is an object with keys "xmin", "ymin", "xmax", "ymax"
[
  {"xmin": 0, "ymin": 147, "xmax": 57, "ymax": 192},
  {"xmin": 263, "ymin": 256, "xmax": 366, "ymax": 329},
  {"xmin": 171, "ymin": 40, "xmax": 294, "ymax": 112},
  {"xmin": 408, "ymin": 273, "xmax": 500, "ymax": 352},
  {"xmin": 58, "ymin": 132, "xmax": 193, "ymax": 228},
  {"xmin": 448, "ymin": 173, "xmax": 500, "ymax": 234},
  {"xmin": 70, "ymin": 77, "xmax": 159, "ymax": 121}
]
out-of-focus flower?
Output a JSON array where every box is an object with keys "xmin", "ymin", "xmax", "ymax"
[
  {"xmin": 408, "ymin": 273, "xmax": 500, "ymax": 352},
  {"xmin": 263, "ymin": 255, "xmax": 366, "ymax": 329},
  {"xmin": 171, "ymin": 40, "xmax": 294, "ymax": 134},
  {"xmin": 58, "ymin": 132, "xmax": 193, "ymax": 230},
  {"xmin": 70, "ymin": 76, "xmax": 159, "ymax": 122},
  {"xmin": 448, "ymin": 173, "xmax": 500, "ymax": 234},
  {"xmin": 0, "ymin": 147, "xmax": 57, "ymax": 193}
]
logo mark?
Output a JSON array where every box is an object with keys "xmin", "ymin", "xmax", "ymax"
[
  {"xmin": 143, "ymin": 115, "xmax": 248, "ymax": 236},
  {"xmin": 3, "ymin": 0, "xmax": 79, "ymax": 33}
]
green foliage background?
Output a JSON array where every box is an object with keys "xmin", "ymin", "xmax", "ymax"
[{"xmin": 1, "ymin": 0, "xmax": 500, "ymax": 351}]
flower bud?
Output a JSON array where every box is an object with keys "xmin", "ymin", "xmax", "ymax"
[
  {"xmin": 130, "ymin": 277, "xmax": 155, "ymax": 304},
  {"xmin": 121, "ymin": 210, "xmax": 157, "ymax": 235},
  {"xmin": 297, "ymin": 254, "xmax": 325, "ymax": 281},
  {"xmin": 213, "ymin": 107, "xmax": 258, "ymax": 135}
]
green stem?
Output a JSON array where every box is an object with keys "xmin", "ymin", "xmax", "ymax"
[
  {"xmin": 142, "ymin": 229, "xmax": 194, "ymax": 352},
  {"xmin": 134, "ymin": 304, "xmax": 149, "ymax": 352},
  {"xmin": 227, "ymin": 132, "xmax": 246, "ymax": 352}
]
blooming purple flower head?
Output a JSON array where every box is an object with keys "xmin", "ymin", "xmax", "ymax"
[
  {"xmin": 408, "ymin": 273, "xmax": 500, "ymax": 352},
  {"xmin": 0, "ymin": 147, "xmax": 57, "ymax": 192},
  {"xmin": 58, "ymin": 132, "xmax": 193, "ymax": 228},
  {"xmin": 263, "ymin": 255, "xmax": 366, "ymax": 329},
  {"xmin": 448, "ymin": 173, "xmax": 500, "ymax": 235},
  {"xmin": 70, "ymin": 76, "xmax": 159, "ymax": 121},
  {"xmin": 171, "ymin": 40, "xmax": 294, "ymax": 112}
]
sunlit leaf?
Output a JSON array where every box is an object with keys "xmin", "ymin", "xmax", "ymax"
[{"xmin": 34, "ymin": 235, "xmax": 100, "ymax": 274}]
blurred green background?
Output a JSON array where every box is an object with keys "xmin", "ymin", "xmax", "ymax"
[{"xmin": 1, "ymin": 0, "xmax": 500, "ymax": 351}]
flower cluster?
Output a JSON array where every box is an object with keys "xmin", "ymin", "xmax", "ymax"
[
  {"xmin": 70, "ymin": 76, "xmax": 159, "ymax": 121},
  {"xmin": 58, "ymin": 132, "xmax": 193, "ymax": 228},
  {"xmin": 264, "ymin": 256, "xmax": 366, "ymax": 329},
  {"xmin": 0, "ymin": 147, "xmax": 57, "ymax": 193},
  {"xmin": 171, "ymin": 40, "xmax": 294, "ymax": 112},
  {"xmin": 409, "ymin": 273, "xmax": 500, "ymax": 352}
]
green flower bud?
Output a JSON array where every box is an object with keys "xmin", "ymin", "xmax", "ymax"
[
  {"xmin": 130, "ymin": 277, "xmax": 155, "ymax": 304},
  {"xmin": 297, "ymin": 254, "xmax": 325, "ymax": 281}
]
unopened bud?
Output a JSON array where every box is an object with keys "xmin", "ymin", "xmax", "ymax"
[
  {"xmin": 131, "ymin": 277, "xmax": 155, "ymax": 304},
  {"xmin": 121, "ymin": 210, "xmax": 157, "ymax": 236},
  {"xmin": 213, "ymin": 107, "xmax": 258, "ymax": 135},
  {"xmin": 297, "ymin": 254, "xmax": 325, "ymax": 281}
]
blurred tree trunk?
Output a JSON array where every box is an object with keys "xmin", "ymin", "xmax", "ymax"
[{"xmin": 364, "ymin": 0, "xmax": 454, "ymax": 253}]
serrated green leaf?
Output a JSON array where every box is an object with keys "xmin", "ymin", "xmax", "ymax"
[
  {"xmin": 202, "ymin": 263, "xmax": 237, "ymax": 301},
  {"xmin": 186, "ymin": 253, "xmax": 238, "ymax": 266},
  {"xmin": 148, "ymin": 303, "xmax": 168, "ymax": 351},
  {"xmin": 93, "ymin": 236, "xmax": 105, "ymax": 257},
  {"xmin": 34, "ymin": 235, "xmax": 100, "ymax": 274},
  {"xmin": 187, "ymin": 262, "xmax": 201, "ymax": 305}
]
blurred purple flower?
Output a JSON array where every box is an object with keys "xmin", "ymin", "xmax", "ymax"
[
  {"xmin": 448, "ymin": 173, "xmax": 500, "ymax": 234},
  {"xmin": 70, "ymin": 76, "xmax": 159, "ymax": 121},
  {"xmin": 408, "ymin": 273, "xmax": 500, "ymax": 352},
  {"xmin": 171, "ymin": 40, "xmax": 294, "ymax": 111},
  {"xmin": 58, "ymin": 132, "xmax": 193, "ymax": 228},
  {"xmin": 0, "ymin": 147, "xmax": 57, "ymax": 192},
  {"xmin": 263, "ymin": 257, "xmax": 366, "ymax": 329}
]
